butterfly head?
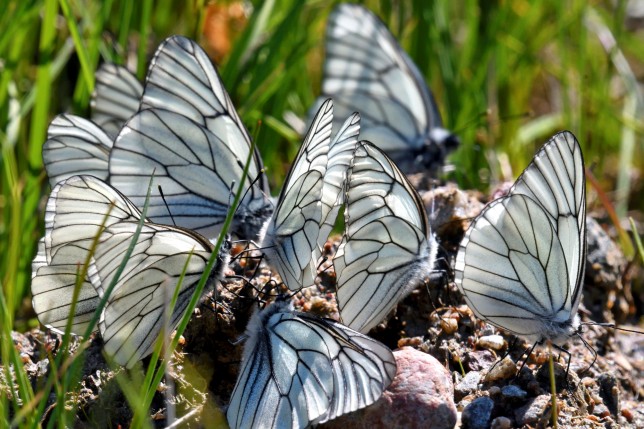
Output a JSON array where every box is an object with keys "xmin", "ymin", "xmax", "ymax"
[{"xmin": 536, "ymin": 312, "xmax": 581, "ymax": 346}]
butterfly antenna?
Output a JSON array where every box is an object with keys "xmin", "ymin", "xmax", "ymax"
[
  {"xmin": 581, "ymin": 321, "xmax": 644, "ymax": 335},
  {"xmin": 158, "ymin": 185, "xmax": 177, "ymax": 226}
]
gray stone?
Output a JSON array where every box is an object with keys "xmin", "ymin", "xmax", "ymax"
[
  {"xmin": 455, "ymin": 371, "xmax": 481, "ymax": 401},
  {"xmin": 514, "ymin": 394, "xmax": 551, "ymax": 426},
  {"xmin": 465, "ymin": 350, "xmax": 496, "ymax": 372},
  {"xmin": 490, "ymin": 416, "xmax": 512, "ymax": 429},
  {"xmin": 500, "ymin": 385, "xmax": 527, "ymax": 402},
  {"xmin": 461, "ymin": 396, "xmax": 494, "ymax": 429}
]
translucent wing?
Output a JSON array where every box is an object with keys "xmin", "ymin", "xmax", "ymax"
[
  {"xmin": 30, "ymin": 175, "xmax": 226, "ymax": 367},
  {"xmin": 43, "ymin": 114, "xmax": 114, "ymax": 187},
  {"xmin": 333, "ymin": 142, "xmax": 437, "ymax": 333},
  {"xmin": 31, "ymin": 175, "xmax": 143, "ymax": 334},
  {"xmin": 226, "ymin": 299, "xmax": 397, "ymax": 429},
  {"xmin": 109, "ymin": 108, "xmax": 272, "ymax": 241},
  {"xmin": 259, "ymin": 100, "xmax": 333, "ymax": 290},
  {"xmin": 140, "ymin": 35, "xmax": 269, "ymax": 195},
  {"xmin": 311, "ymin": 3, "xmax": 459, "ymax": 174},
  {"xmin": 317, "ymin": 112, "xmax": 361, "ymax": 249},
  {"xmin": 454, "ymin": 131, "xmax": 586, "ymax": 344},
  {"xmin": 91, "ymin": 63, "xmax": 143, "ymax": 138}
]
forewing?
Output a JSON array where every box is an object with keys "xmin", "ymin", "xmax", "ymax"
[
  {"xmin": 109, "ymin": 108, "xmax": 270, "ymax": 241},
  {"xmin": 260, "ymin": 100, "xmax": 333, "ymax": 290},
  {"xmin": 454, "ymin": 195, "xmax": 574, "ymax": 340},
  {"xmin": 333, "ymin": 142, "xmax": 435, "ymax": 333},
  {"xmin": 43, "ymin": 114, "xmax": 113, "ymax": 187},
  {"xmin": 91, "ymin": 63, "xmax": 143, "ymax": 138},
  {"xmin": 31, "ymin": 175, "xmax": 142, "ymax": 334},
  {"xmin": 226, "ymin": 302, "xmax": 396, "ymax": 429},
  {"xmin": 95, "ymin": 222, "xmax": 214, "ymax": 368},
  {"xmin": 140, "ymin": 35, "xmax": 269, "ymax": 194},
  {"xmin": 509, "ymin": 131, "xmax": 586, "ymax": 314}
]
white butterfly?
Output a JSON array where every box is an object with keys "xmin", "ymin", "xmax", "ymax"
[
  {"xmin": 31, "ymin": 175, "xmax": 229, "ymax": 367},
  {"xmin": 106, "ymin": 35, "xmax": 271, "ymax": 242},
  {"xmin": 311, "ymin": 3, "xmax": 459, "ymax": 174},
  {"xmin": 258, "ymin": 99, "xmax": 361, "ymax": 291},
  {"xmin": 226, "ymin": 298, "xmax": 397, "ymax": 429},
  {"xmin": 454, "ymin": 131, "xmax": 586, "ymax": 345},
  {"xmin": 333, "ymin": 142, "xmax": 439, "ymax": 333},
  {"xmin": 91, "ymin": 63, "xmax": 143, "ymax": 138}
]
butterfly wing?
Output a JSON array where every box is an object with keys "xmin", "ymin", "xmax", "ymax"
[
  {"xmin": 94, "ymin": 221, "xmax": 219, "ymax": 368},
  {"xmin": 43, "ymin": 114, "xmax": 114, "ymax": 187},
  {"xmin": 226, "ymin": 300, "xmax": 396, "ymax": 429},
  {"xmin": 259, "ymin": 100, "xmax": 333, "ymax": 290},
  {"xmin": 31, "ymin": 175, "xmax": 142, "ymax": 334},
  {"xmin": 455, "ymin": 131, "xmax": 586, "ymax": 344},
  {"xmin": 109, "ymin": 108, "xmax": 271, "ymax": 241},
  {"xmin": 509, "ymin": 131, "xmax": 586, "ymax": 315},
  {"xmin": 91, "ymin": 63, "xmax": 143, "ymax": 138},
  {"xmin": 312, "ymin": 3, "xmax": 458, "ymax": 173},
  {"xmin": 140, "ymin": 35, "xmax": 269, "ymax": 195},
  {"xmin": 317, "ymin": 112, "xmax": 361, "ymax": 249},
  {"xmin": 333, "ymin": 142, "xmax": 437, "ymax": 333}
]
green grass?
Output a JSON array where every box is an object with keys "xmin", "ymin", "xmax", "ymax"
[{"xmin": 1, "ymin": 0, "xmax": 642, "ymax": 427}]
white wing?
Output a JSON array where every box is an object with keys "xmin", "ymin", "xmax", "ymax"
[
  {"xmin": 43, "ymin": 114, "xmax": 114, "ymax": 187},
  {"xmin": 226, "ymin": 299, "xmax": 397, "ymax": 429},
  {"xmin": 140, "ymin": 35, "xmax": 269, "ymax": 195},
  {"xmin": 31, "ymin": 175, "xmax": 142, "ymax": 334},
  {"xmin": 31, "ymin": 175, "xmax": 226, "ymax": 367},
  {"xmin": 259, "ymin": 100, "xmax": 333, "ymax": 290},
  {"xmin": 333, "ymin": 142, "xmax": 437, "ymax": 333},
  {"xmin": 454, "ymin": 131, "xmax": 586, "ymax": 345},
  {"xmin": 91, "ymin": 63, "xmax": 143, "ymax": 138},
  {"xmin": 109, "ymin": 108, "xmax": 272, "ymax": 241},
  {"xmin": 317, "ymin": 112, "xmax": 361, "ymax": 249},
  {"xmin": 311, "ymin": 3, "xmax": 459, "ymax": 174}
]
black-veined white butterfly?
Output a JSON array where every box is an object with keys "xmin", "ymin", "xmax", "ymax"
[
  {"xmin": 91, "ymin": 63, "xmax": 143, "ymax": 138},
  {"xmin": 31, "ymin": 175, "xmax": 229, "ymax": 367},
  {"xmin": 258, "ymin": 100, "xmax": 360, "ymax": 291},
  {"xmin": 454, "ymin": 131, "xmax": 586, "ymax": 346},
  {"xmin": 107, "ymin": 35, "xmax": 271, "ymax": 242},
  {"xmin": 310, "ymin": 3, "xmax": 459, "ymax": 175},
  {"xmin": 333, "ymin": 142, "xmax": 439, "ymax": 333},
  {"xmin": 226, "ymin": 298, "xmax": 397, "ymax": 429}
]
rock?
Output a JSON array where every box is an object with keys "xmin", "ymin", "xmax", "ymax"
[
  {"xmin": 514, "ymin": 394, "xmax": 551, "ymax": 426},
  {"xmin": 477, "ymin": 335, "xmax": 505, "ymax": 352},
  {"xmin": 490, "ymin": 416, "xmax": 512, "ymax": 429},
  {"xmin": 536, "ymin": 360, "xmax": 568, "ymax": 391},
  {"xmin": 593, "ymin": 403, "xmax": 611, "ymax": 418},
  {"xmin": 501, "ymin": 385, "xmax": 527, "ymax": 402},
  {"xmin": 322, "ymin": 347, "xmax": 456, "ymax": 429},
  {"xmin": 597, "ymin": 372, "xmax": 620, "ymax": 416},
  {"xmin": 455, "ymin": 371, "xmax": 481, "ymax": 401},
  {"xmin": 465, "ymin": 350, "xmax": 496, "ymax": 372},
  {"xmin": 483, "ymin": 356, "xmax": 516, "ymax": 382},
  {"xmin": 461, "ymin": 396, "xmax": 494, "ymax": 429}
]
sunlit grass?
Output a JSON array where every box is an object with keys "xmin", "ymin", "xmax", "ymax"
[{"xmin": 1, "ymin": 0, "xmax": 642, "ymax": 427}]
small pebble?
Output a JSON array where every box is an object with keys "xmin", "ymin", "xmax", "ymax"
[
  {"xmin": 487, "ymin": 386, "xmax": 501, "ymax": 397},
  {"xmin": 461, "ymin": 396, "xmax": 494, "ymax": 429},
  {"xmin": 465, "ymin": 350, "xmax": 496, "ymax": 371},
  {"xmin": 514, "ymin": 394, "xmax": 551, "ymax": 426},
  {"xmin": 440, "ymin": 317, "xmax": 458, "ymax": 334},
  {"xmin": 501, "ymin": 385, "xmax": 527, "ymax": 401},
  {"xmin": 490, "ymin": 416, "xmax": 512, "ymax": 429},
  {"xmin": 484, "ymin": 356, "xmax": 516, "ymax": 382},
  {"xmin": 621, "ymin": 407, "xmax": 633, "ymax": 422},
  {"xmin": 592, "ymin": 403, "xmax": 610, "ymax": 418},
  {"xmin": 477, "ymin": 335, "xmax": 505, "ymax": 351},
  {"xmin": 455, "ymin": 371, "xmax": 481, "ymax": 400}
]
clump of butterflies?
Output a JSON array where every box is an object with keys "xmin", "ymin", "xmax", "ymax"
[{"xmin": 31, "ymin": 4, "xmax": 604, "ymax": 429}]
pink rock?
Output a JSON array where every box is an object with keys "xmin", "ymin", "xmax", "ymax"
[{"xmin": 323, "ymin": 347, "xmax": 457, "ymax": 429}]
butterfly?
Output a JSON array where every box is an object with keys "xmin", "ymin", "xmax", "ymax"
[
  {"xmin": 91, "ymin": 63, "xmax": 143, "ymax": 138},
  {"xmin": 226, "ymin": 297, "xmax": 397, "ymax": 429},
  {"xmin": 42, "ymin": 65, "xmax": 142, "ymax": 188},
  {"xmin": 310, "ymin": 3, "xmax": 459, "ymax": 175},
  {"xmin": 31, "ymin": 175, "xmax": 229, "ymax": 367},
  {"xmin": 454, "ymin": 131, "xmax": 586, "ymax": 346},
  {"xmin": 258, "ymin": 100, "xmax": 360, "ymax": 291},
  {"xmin": 106, "ymin": 35, "xmax": 272, "ymax": 242},
  {"xmin": 333, "ymin": 141, "xmax": 439, "ymax": 333}
]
